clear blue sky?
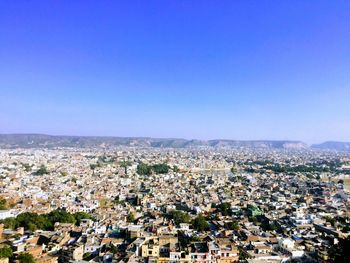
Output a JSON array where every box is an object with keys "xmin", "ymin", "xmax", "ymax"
[{"xmin": 0, "ymin": 1, "xmax": 349, "ymax": 143}]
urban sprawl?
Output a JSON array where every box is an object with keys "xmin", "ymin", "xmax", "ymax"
[{"xmin": 0, "ymin": 147, "xmax": 349, "ymax": 263}]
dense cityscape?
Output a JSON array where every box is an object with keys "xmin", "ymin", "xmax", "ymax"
[
  {"xmin": 0, "ymin": 141, "xmax": 349, "ymax": 263},
  {"xmin": 2, "ymin": 1, "xmax": 350, "ymax": 263}
]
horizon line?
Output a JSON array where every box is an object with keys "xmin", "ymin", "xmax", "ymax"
[{"xmin": 0, "ymin": 133, "xmax": 348, "ymax": 145}]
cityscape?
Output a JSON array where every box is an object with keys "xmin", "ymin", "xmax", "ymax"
[
  {"xmin": 1, "ymin": 1, "xmax": 350, "ymax": 263},
  {"xmin": 0, "ymin": 135, "xmax": 349, "ymax": 262}
]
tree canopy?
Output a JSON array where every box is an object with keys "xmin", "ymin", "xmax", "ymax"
[
  {"xmin": 215, "ymin": 202, "xmax": 232, "ymax": 216},
  {"xmin": 137, "ymin": 163, "xmax": 152, "ymax": 175},
  {"xmin": 127, "ymin": 212, "xmax": 135, "ymax": 222},
  {"xmin": 34, "ymin": 164, "xmax": 49, "ymax": 175},
  {"xmin": 192, "ymin": 214, "xmax": 210, "ymax": 231},
  {"xmin": 167, "ymin": 210, "xmax": 190, "ymax": 225},
  {"xmin": 0, "ymin": 209, "xmax": 94, "ymax": 231},
  {"xmin": 137, "ymin": 163, "xmax": 170, "ymax": 175},
  {"xmin": 172, "ymin": 165, "xmax": 180, "ymax": 173},
  {"xmin": 18, "ymin": 253, "xmax": 36, "ymax": 263},
  {"xmin": 225, "ymin": 221, "xmax": 239, "ymax": 230},
  {"xmin": 151, "ymin": 164, "xmax": 170, "ymax": 174},
  {"xmin": 0, "ymin": 246, "xmax": 13, "ymax": 259}
]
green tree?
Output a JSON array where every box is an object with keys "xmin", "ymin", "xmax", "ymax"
[
  {"xmin": 151, "ymin": 164, "xmax": 170, "ymax": 174},
  {"xmin": 14, "ymin": 209, "xmax": 84, "ymax": 231},
  {"xmin": 239, "ymin": 249, "xmax": 249, "ymax": 261},
  {"xmin": 137, "ymin": 163, "xmax": 152, "ymax": 175},
  {"xmin": 0, "ymin": 217, "xmax": 16, "ymax": 229},
  {"xmin": 0, "ymin": 245, "xmax": 13, "ymax": 258},
  {"xmin": 27, "ymin": 222, "xmax": 37, "ymax": 232},
  {"xmin": 225, "ymin": 221, "xmax": 239, "ymax": 230},
  {"xmin": 127, "ymin": 212, "xmax": 135, "ymax": 222},
  {"xmin": 230, "ymin": 166, "xmax": 237, "ymax": 173},
  {"xmin": 15, "ymin": 212, "xmax": 50, "ymax": 231},
  {"xmin": 46, "ymin": 209, "xmax": 76, "ymax": 227},
  {"xmin": 216, "ymin": 202, "xmax": 232, "ymax": 216},
  {"xmin": 2, "ymin": 210, "xmax": 94, "ymax": 232},
  {"xmin": 18, "ymin": 253, "xmax": 36, "ymax": 263},
  {"xmin": 168, "ymin": 210, "xmax": 191, "ymax": 225},
  {"xmin": 173, "ymin": 165, "xmax": 180, "ymax": 173},
  {"xmin": 192, "ymin": 214, "xmax": 210, "ymax": 232},
  {"xmin": 73, "ymin": 212, "xmax": 94, "ymax": 225},
  {"xmin": 34, "ymin": 164, "xmax": 49, "ymax": 175}
]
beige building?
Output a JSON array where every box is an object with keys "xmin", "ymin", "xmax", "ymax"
[{"xmin": 142, "ymin": 238, "xmax": 160, "ymax": 258}]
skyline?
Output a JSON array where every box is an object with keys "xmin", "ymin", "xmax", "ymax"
[
  {"xmin": 1, "ymin": 1, "xmax": 350, "ymax": 143},
  {"xmin": 0, "ymin": 133, "xmax": 347, "ymax": 148}
]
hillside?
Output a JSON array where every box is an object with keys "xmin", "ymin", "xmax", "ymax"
[
  {"xmin": 0, "ymin": 134, "xmax": 310, "ymax": 149},
  {"xmin": 312, "ymin": 141, "xmax": 350, "ymax": 152}
]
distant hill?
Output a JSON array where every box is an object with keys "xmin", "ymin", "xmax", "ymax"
[
  {"xmin": 207, "ymin": 140, "xmax": 307, "ymax": 149},
  {"xmin": 0, "ymin": 134, "xmax": 309, "ymax": 150},
  {"xmin": 312, "ymin": 141, "xmax": 350, "ymax": 152}
]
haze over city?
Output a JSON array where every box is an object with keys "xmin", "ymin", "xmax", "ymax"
[{"xmin": 1, "ymin": 1, "xmax": 350, "ymax": 143}]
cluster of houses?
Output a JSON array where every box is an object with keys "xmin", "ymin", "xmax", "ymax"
[{"xmin": 0, "ymin": 147, "xmax": 349, "ymax": 262}]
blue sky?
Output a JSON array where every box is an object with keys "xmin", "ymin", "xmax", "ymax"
[{"xmin": 0, "ymin": 0, "xmax": 349, "ymax": 143}]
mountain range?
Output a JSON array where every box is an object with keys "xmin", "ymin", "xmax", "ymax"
[
  {"xmin": 0, "ymin": 134, "xmax": 348, "ymax": 151},
  {"xmin": 311, "ymin": 141, "xmax": 350, "ymax": 152}
]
